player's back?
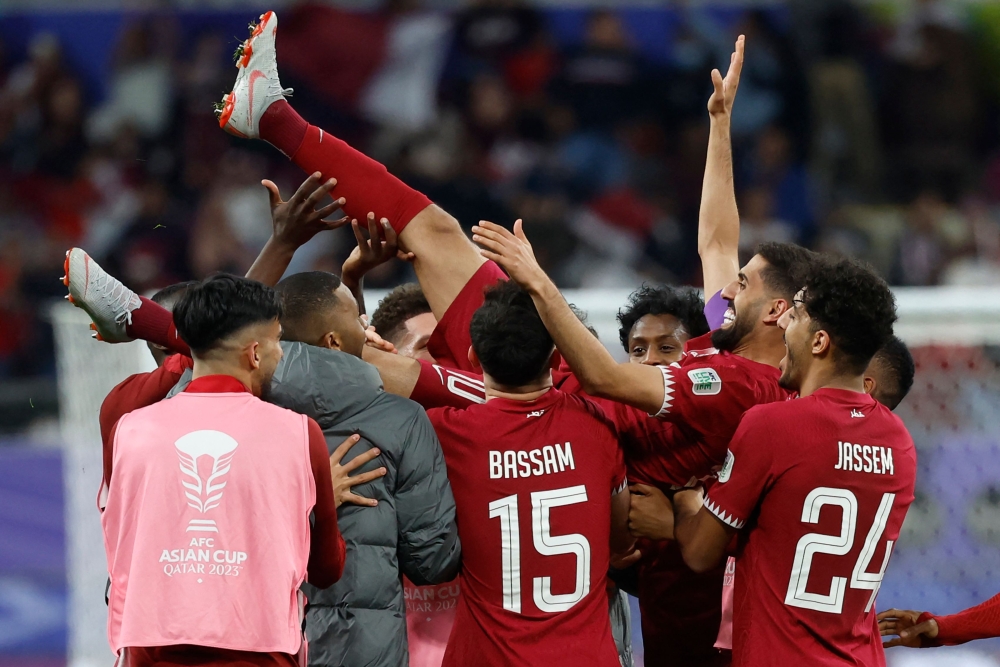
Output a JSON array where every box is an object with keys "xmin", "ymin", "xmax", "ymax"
[
  {"xmin": 428, "ymin": 389, "xmax": 624, "ymax": 667},
  {"xmin": 723, "ymin": 389, "xmax": 916, "ymax": 666}
]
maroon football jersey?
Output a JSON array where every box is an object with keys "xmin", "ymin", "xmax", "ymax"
[
  {"xmin": 705, "ymin": 388, "xmax": 917, "ymax": 666},
  {"xmin": 428, "ymin": 389, "xmax": 626, "ymax": 667}
]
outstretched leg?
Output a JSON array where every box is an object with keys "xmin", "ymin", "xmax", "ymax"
[{"xmin": 219, "ymin": 11, "xmax": 491, "ymax": 334}]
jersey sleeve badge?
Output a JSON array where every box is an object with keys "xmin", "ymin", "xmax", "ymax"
[{"xmin": 687, "ymin": 368, "xmax": 722, "ymax": 396}]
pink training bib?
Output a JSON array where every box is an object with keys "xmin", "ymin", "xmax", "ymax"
[{"xmin": 101, "ymin": 391, "xmax": 315, "ymax": 655}]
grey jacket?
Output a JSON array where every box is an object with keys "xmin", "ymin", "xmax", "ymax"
[{"xmin": 172, "ymin": 342, "xmax": 461, "ymax": 667}]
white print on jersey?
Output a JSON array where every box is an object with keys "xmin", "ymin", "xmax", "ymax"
[
  {"xmin": 785, "ymin": 487, "xmax": 895, "ymax": 614},
  {"xmin": 175, "ymin": 430, "xmax": 239, "ymax": 534},
  {"xmin": 433, "ymin": 365, "xmax": 486, "ymax": 404},
  {"xmin": 718, "ymin": 449, "xmax": 735, "ymax": 483},
  {"xmin": 851, "ymin": 410, "xmax": 865, "ymax": 418},
  {"xmin": 490, "ymin": 443, "xmax": 575, "ymax": 479},
  {"xmin": 834, "ymin": 441, "xmax": 894, "ymax": 475}
]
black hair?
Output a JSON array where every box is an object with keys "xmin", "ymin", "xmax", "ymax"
[
  {"xmin": 617, "ymin": 285, "xmax": 709, "ymax": 351},
  {"xmin": 755, "ymin": 242, "xmax": 817, "ymax": 301},
  {"xmin": 370, "ymin": 283, "xmax": 432, "ymax": 345},
  {"xmin": 869, "ymin": 335, "xmax": 915, "ymax": 410},
  {"xmin": 150, "ymin": 281, "xmax": 199, "ymax": 310},
  {"xmin": 274, "ymin": 271, "xmax": 343, "ymax": 342},
  {"xmin": 173, "ymin": 274, "xmax": 283, "ymax": 355},
  {"xmin": 470, "ymin": 280, "xmax": 554, "ymax": 387},
  {"xmin": 800, "ymin": 257, "xmax": 897, "ymax": 375}
]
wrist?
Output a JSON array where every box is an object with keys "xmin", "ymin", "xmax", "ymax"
[{"xmin": 266, "ymin": 236, "xmax": 298, "ymax": 260}]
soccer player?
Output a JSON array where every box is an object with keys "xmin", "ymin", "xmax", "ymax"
[
  {"xmin": 67, "ymin": 250, "xmax": 461, "ymax": 667},
  {"xmin": 426, "ymin": 280, "xmax": 632, "ymax": 666},
  {"xmin": 100, "ymin": 274, "xmax": 345, "ymax": 666},
  {"xmin": 670, "ymin": 257, "xmax": 916, "ymax": 666},
  {"xmin": 370, "ymin": 284, "xmax": 437, "ymax": 363},
  {"xmin": 864, "ymin": 335, "xmax": 915, "ymax": 411},
  {"xmin": 878, "ymin": 595, "xmax": 1000, "ymax": 648}
]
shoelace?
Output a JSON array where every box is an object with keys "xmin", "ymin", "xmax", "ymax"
[{"xmin": 94, "ymin": 269, "xmax": 139, "ymax": 326}]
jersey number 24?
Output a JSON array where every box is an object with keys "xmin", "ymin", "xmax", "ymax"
[
  {"xmin": 489, "ymin": 485, "xmax": 591, "ymax": 614},
  {"xmin": 785, "ymin": 486, "xmax": 896, "ymax": 615}
]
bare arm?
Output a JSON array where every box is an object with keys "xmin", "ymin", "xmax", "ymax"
[
  {"xmin": 473, "ymin": 220, "xmax": 666, "ymax": 414},
  {"xmin": 341, "ymin": 213, "xmax": 414, "ymax": 316},
  {"xmin": 699, "ymin": 36, "xmax": 744, "ymax": 298},
  {"xmin": 672, "ymin": 487, "xmax": 734, "ymax": 574},
  {"xmin": 611, "ymin": 486, "xmax": 635, "ymax": 557},
  {"xmin": 361, "ymin": 344, "xmax": 421, "ymax": 398},
  {"xmin": 245, "ymin": 174, "xmax": 348, "ymax": 286}
]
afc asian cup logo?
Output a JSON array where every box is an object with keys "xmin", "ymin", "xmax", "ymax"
[{"xmin": 175, "ymin": 430, "xmax": 239, "ymax": 533}]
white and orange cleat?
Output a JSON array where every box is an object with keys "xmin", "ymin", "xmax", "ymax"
[
  {"xmin": 215, "ymin": 11, "xmax": 291, "ymax": 139},
  {"xmin": 62, "ymin": 248, "xmax": 141, "ymax": 343}
]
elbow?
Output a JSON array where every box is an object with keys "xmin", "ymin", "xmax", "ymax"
[
  {"xmin": 578, "ymin": 371, "xmax": 614, "ymax": 398},
  {"xmin": 680, "ymin": 544, "xmax": 721, "ymax": 574}
]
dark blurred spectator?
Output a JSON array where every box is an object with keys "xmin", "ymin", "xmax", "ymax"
[
  {"xmin": 883, "ymin": 21, "xmax": 979, "ymax": 202},
  {"xmin": 551, "ymin": 10, "xmax": 646, "ymax": 131},
  {"xmin": 741, "ymin": 125, "xmax": 815, "ymax": 242},
  {"xmin": 737, "ymin": 186, "xmax": 796, "ymax": 263}
]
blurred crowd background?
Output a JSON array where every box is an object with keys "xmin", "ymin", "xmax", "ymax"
[{"xmin": 3, "ymin": 0, "xmax": 1000, "ymax": 426}]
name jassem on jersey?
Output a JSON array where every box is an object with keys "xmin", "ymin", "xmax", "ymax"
[
  {"xmin": 489, "ymin": 443, "xmax": 576, "ymax": 479},
  {"xmin": 834, "ymin": 441, "xmax": 894, "ymax": 475}
]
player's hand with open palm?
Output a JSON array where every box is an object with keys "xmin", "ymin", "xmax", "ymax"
[
  {"xmin": 472, "ymin": 219, "xmax": 549, "ymax": 295},
  {"xmin": 342, "ymin": 213, "xmax": 415, "ymax": 285},
  {"xmin": 877, "ymin": 608, "xmax": 939, "ymax": 648},
  {"xmin": 262, "ymin": 172, "xmax": 350, "ymax": 253},
  {"xmin": 707, "ymin": 35, "xmax": 744, "ymax": 122},
  {"xmin": 330, "ymin": 434, "xmax": 386, "ymax": 508}
]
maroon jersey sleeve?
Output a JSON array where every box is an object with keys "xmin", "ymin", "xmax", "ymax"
[
  {"xmin": 410, "ymin": 360, "xmax": 487, "ymax": 409},
  {"xmin": 306, "ymin": 417, "xmax": 346, "ymax": 589},
  {"xmin": 703, "ymin": 408, "xmax": 774, "ymax": 530},
  {"xmin": 652, "ymin": 359, "xmax": 771, "ymax": 457},
  {"xmin": 927, "ymin": 592, "xmax": 1000, "ymax": 646},
  {"xmin": 426, "ymin": 261, "xmax": 508, "ymax": 371},
  {"xmin": 99, "ymin": 354, "xmax": 193, "ymax": 450}
]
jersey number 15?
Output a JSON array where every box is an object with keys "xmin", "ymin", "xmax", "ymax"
[
  {"xmin": 785, "ymin": 487, "xmax": 896, "ymax": 615},
  {"xmin": 489, "ymin": 485, "xmax": 591, "ymax": 614}
]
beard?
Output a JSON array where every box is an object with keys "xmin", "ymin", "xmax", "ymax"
[
  {"xmin": 778, "ymin": 350, "xmax": 796, "ymax": 390},
  {"xmin": 258, "ymin": 372, "xmax": 275, "ymax": 401},
  {"xmin": 711, "ymin": 300, "xmax": 758, "ymax": 352}
]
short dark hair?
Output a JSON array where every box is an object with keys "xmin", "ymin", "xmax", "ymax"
[
  {"xmin": 869, "ymin": 335, "xmax": 915, "ymax": 410},
  {"xmin": 274, "ymin": 271, "xmax": 343, "ymax": 342},
  {"xmin": 173, "ymin": 274, "xmax": 282, "ymax": 355},
  {"xmin": 150, "ymin": 281, "xmax": 199, "ymax": 310},
  {"xmin": 801, "ymin": 257, "xmax": 897, "ymax": 375},
  {"xmin": 755, "ymin": 242, "xmax": 817, "ymax": 301},
  {"xmin": 617, "ymin": 285, "xmax": 709, "ymax": 351},
  {"xmin": 470, "ymin": 280, "xmax": 554, "ymax": 387},
  {"xmin": 370, "ymin": 283, "xmax": 432, "ymax": 345}
]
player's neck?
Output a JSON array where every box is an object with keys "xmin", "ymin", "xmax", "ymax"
[
  {"xmin": 797, "ymin": 365, "xmax": 866, "ymax": 398},
  {"xmin": 731, "ymin": 328, "xmax": 786, "ymax": 368},
  {"xmin": 191, "ymin": 359, "xmax": 255, "ymax": 394},
  {"xmin": 483, "ymin": 372, "xmax": 554, "ymax": 403}
]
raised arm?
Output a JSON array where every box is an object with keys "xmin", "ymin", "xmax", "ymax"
[
  {"xmin": 341, "ymin": 214, "xmax": 414, "ymax": 316},
  {"xmin": 246, "ymin": 173, "xmax": 348, "ymax": 286},
  {"xmin": 472, "ymin": 220, "xmax": 665, "ymax": 415},
  {"xmin": 699, "ymin": 35, "xmax": 744, "ymax": 299}
]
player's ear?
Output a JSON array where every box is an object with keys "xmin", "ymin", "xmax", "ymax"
[
  {"xmin": 468, "ymin": 346, "xmax": 483, "ymax": 373},
  {"xmin": 247, "ymin": 340, "xmax": 262, "ymax": 370},
  {"xmin": 811, "ymin": 328, "xmax": 831, "ymax": 357},
  {"xmin": 763, "ymin": 298, "xmax": 789, "ymax": 324},
  {"xmin": 863, "ymin": 375, "xmax": 876, "ymax": 396},
  {"xmin": 548, "ymin": 348, "xmax": 561, "ymax": 371},
  {"xmin": 318, "ymin": 331, "xmax": 338, "ymax": 350}
]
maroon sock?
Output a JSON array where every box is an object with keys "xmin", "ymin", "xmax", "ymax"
[
  {"xmin": 258, "ymin": 100, "xmax": 309, "ymax": 158},
  {"xmin": 127, "ymin": 297, "xmax": 190, "ymax": 356},
  {"xmin": 288, "ymin": 125, "xmax": 432, "ymax": 236}
]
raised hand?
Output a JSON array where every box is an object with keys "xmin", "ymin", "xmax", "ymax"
[
  {"xmin": 262, "ymin": 172, "xmax": 350, "ymax": 253},
  {"xmin": 707, "ymin": 35, "xmax": 744, "ymax": 121},
  {"xmin": 628, "ymin": 483, "xmax": 674, "ymax": 541},
  {"xmin": 877, "ymin": 608, "xmax": 939, "ymax": 648},
  {"xmin": 363, "ymin": 322, "xmax": 398, "ymax": 355},
  {"xmin": 329, "ymin": 434, "xmax": 387, "ymax": 508},
  {"xmin": 471, "ymin": 219, "xmax": 547, "ymax": 294},
  {"xmin": 342, "ymin": 213, "xmax": 414, "ymax": 284}
]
